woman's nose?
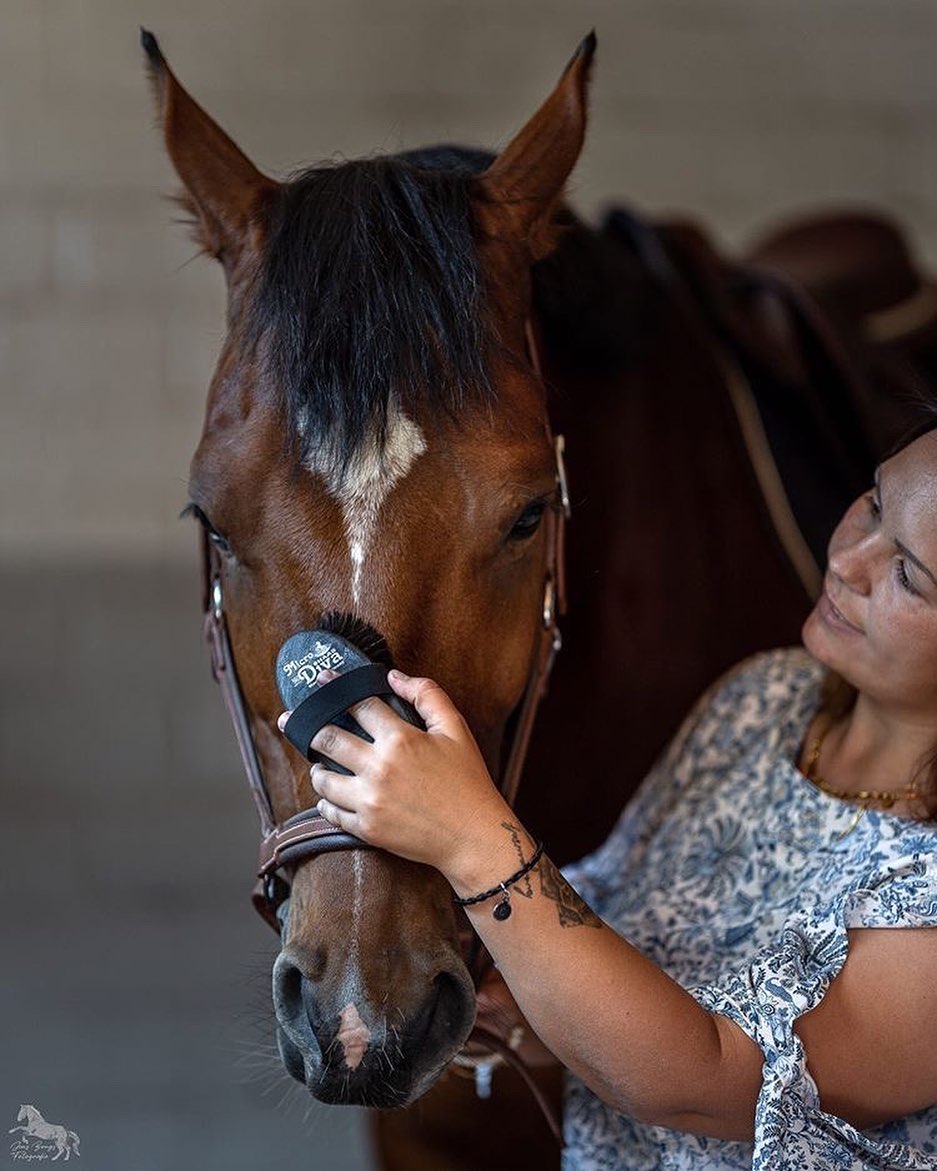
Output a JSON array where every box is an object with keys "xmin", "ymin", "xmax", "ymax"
[{"xmin": 828, "ymin": 535, "xmax": 874, "ymax": 594}]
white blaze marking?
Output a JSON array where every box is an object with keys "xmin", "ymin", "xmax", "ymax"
[
  {"xmin": 337, "ymin": 1002, "xmax": 371, "ymax": 1070},
  {"xmin": 340, "ymin": 412, "xmax": 427, "ymax": 604},
  {"xmin": 350, "ymin": 850, "xmax": 363, "ymax": 971},
  {"xmin": 307, "ymin": 409, "xmax": 426, "ymax": 605}
]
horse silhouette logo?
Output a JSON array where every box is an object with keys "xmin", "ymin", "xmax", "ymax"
[{"xmin": 9, "ymin": 1104, "xmax": 80, "ymax": 1161}]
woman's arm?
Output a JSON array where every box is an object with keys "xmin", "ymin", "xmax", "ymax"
[
  {"xmin": 297, "ymin": 670, "xmax": 937, "ymax": 1138},
  {"xmin": 794, "ymin": 925, "xmax": 937, "ymax": 1127},
  {"xmin": 458, "ymin": 837, "xmax": 766, "ymax": 1139}
]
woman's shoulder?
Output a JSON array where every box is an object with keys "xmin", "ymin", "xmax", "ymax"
[
  {"xmin": 692, "ymin": 647, "xmax": 823, "ymax": 733},
  {"xmin": 660, "ymin": 647, "xmax": 823, "ymax": 779},
  {"xmin": 718, "ymin": 646, "xmax": 820, "ymax": 698}
]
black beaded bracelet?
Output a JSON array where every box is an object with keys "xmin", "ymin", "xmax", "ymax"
[{"xmin": 453, "ymin": 841, "xmax": 545, "ymax": 921}]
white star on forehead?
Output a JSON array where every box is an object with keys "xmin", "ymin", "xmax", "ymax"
[{"xmin": 306, "ymin": 407, "xmax": 427, "ymax": 604}]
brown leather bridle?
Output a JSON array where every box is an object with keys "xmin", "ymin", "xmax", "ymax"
[
  {"xmin": 196, "ymin": 328, "xmax": 568, "ymax": 1140},
  {"xmin": 199, "ymin": 431, "xmax": 569, "ymax": 933}
]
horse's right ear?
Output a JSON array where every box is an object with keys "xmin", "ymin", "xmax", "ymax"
[{"xmin": 141, "ymin": 29, "xmax": 279, "ymax": 276}]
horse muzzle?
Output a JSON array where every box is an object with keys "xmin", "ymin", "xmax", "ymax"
[{"xmin": 272, "ymin": 943, "xmax": 476, "ymax": 1105}]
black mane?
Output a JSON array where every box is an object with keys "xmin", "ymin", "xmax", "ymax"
[
  {"xmin": 250, "ymin": 146, "xmax": 497, "ymax": 473},
  {"xmin": 249, "ymin": 144, "xmax": 650, "ymax": 473}
]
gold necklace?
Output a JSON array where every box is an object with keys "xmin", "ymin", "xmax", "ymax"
[{"xmin": 804, "ymin": 719, "xmax": 919, "ymax": 810}]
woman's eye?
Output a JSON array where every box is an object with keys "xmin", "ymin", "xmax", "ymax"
[
  {"xmin": 508, "ymin": 500, "xmax": 546, "ymax": 542},
  {"xmin": 896, "ymin": 558, "xmax": 919, "ymax": 596},
  {"xmin": 866, "ymin": 493, "xmax": 881, "ymax": 521}
]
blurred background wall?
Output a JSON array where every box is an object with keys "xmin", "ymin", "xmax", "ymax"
[
  {"xmin": 1, "ymin": 2, "xmax": 932, "ymax": 1168},
  {"xmin": 3, "ymin": 0, "xmax": 936, "ymax": 561}
]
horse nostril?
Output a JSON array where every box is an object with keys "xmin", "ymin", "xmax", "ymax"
[
  {"xmin": 301, "ymin": 974, "xmax": 325, "ymax": 1037},
  {"xmin": 431, "ymin": 969, "xmax": 474, "ymax": 1041},
  {"xmin": 403, "ymin": 970, "xmax": 475, "ymax": 1058},
  {"xmin": 273, "ymin": 955, "xmax": 317, "ymax": 1035},
  {"xmin": 273, "ymin": 952, "xmax": 340, "ymax": 1058}
]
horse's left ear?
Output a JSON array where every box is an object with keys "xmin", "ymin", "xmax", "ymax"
[
  {"xmin": 477, "ymin": 31, "xmax": 595, "ymax": 260},
  {"xmin": 141, "ymin": 29, "xmax": 279, "ymax": 277}
]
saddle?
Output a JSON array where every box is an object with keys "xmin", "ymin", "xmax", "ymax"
[
  {"xmin": 748, "ymin": 210, "xmax": 937, "ymax": 453},
  {"xmin": 606, "ymin": 208, "xmax": 875, "ymax": 587},
  {"xmin": 608, "ymin": 206, "xmax": 937, "ymax": 589}
]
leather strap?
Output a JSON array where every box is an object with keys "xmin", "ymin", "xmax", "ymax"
[
  {"xmin": 258, "ymin": 810, "xmax": 370, "ymax": 877},
  {"xmin": 496, "ymin": 325, "xmax": 568, "ymax": 809},
  {"xmin": 464, "ymin": 1027, "xmax": 563, "ymax": 1143},
  {"xmin": 283, "ymin": 663, "xmax": 394, "ymax": 758},
  {"xmin": 203, "ymin": 561, "xmax": 277, "ymax": 839},
  {"xmin": 498, "ymin": 525, "xmax": 563, "ymax": 807}
]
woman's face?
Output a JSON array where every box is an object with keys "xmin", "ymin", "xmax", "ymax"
[{"xmin": 802, "ymin": 428, "xmax": 937, "ymax": 716}]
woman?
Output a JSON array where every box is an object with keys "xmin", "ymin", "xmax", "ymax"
[{"xmin": 284, "ymin": 423, "xmax": 937, "ymax": 1169}]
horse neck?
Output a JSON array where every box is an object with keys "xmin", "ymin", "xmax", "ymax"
[{"xmin": 531, "ymin": 211, "xmax": 659, "ymax": 392}]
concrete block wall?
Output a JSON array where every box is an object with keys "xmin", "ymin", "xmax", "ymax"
[{"xmin": 1, "ymin": 0, "xmax": 935, "ymax": 564}]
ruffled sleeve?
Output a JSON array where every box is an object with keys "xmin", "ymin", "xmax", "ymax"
[{"xmin": 690, "ymin": 850, "xmax": 937, "ymax": 1170}]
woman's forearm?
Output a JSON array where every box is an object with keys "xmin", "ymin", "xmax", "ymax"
[{"xmin": 448, "ymin": 817, "xmax": 763, "ymax": 1140}]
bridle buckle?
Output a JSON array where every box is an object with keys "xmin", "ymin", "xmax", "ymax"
[
  {"xmin": 542, "ymin": 577, "xmax": 556, "ymax": 629},
  {"xmin": 555, "ymin": 434, "xmax": 571, "ymax": 520}
]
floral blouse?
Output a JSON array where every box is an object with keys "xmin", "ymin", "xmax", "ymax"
[{"xmin": 562, "ymin": 648, "xmax": 937, "ymax": 1170}]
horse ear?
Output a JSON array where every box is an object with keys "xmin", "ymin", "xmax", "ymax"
[
  {"xmin": 477, "ymin": 31, "xmax": 595, "ymax": 260},
  {"xmin": 141, "ymin": 29, "xmax": 279, "ymax": 273}
]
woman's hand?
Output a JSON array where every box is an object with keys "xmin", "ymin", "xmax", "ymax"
[{"xmin": 278, "ymin": 669, "xmax": 514, "ymax": 883}]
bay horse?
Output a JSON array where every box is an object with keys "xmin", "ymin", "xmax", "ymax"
[{"xmin": 143, "ymin": 28, "xmax": 913, "ymax": 1170}]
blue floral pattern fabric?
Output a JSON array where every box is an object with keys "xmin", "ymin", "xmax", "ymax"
[{"xmin": 561, "ymin": 649, "xmax": 937, "ymax": 1170}]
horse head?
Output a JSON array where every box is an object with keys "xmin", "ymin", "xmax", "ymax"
[{"xmin": 145, "ymin": 31, "xmax": 593, "ymax": 1105}]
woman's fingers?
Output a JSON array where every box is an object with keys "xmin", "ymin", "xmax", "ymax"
[
  {"xmin": 277, "ymin": 665, "xmax": 461, "ymax": 747},
  {"xmin": 344, "ymin": 692, "xmax": 403, "ymax": 739},
  {"xmin": 309, "ymin": 721, "xmax": 371, "ymax": 772},
  {"xmin": 387, "ymin": 669, "xmax": 464, "ymax": 736},
  {"xmin": 316, "ymin": 795, "xmax": 356, "ymax": 833},
  {"xmin": 313, "ymin": 766, "xmax": 369, "ymax": 837}
]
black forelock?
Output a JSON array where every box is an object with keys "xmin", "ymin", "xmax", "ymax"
[{"xmin": 248, "ymin": 145, "xmax": 498, "ymax": 474}]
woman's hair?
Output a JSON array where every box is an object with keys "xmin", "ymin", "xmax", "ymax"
[{"xmin": 820, "ymin": 414, "xmax": 937, "ymax": 821}]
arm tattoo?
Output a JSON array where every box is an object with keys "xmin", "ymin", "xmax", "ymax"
[
  {"xmin": 500, "ymin": 821, "xmax": 535, "ymax": 899},
  {"xmin": 500, "ymin": 821, "xmax": 603, "ymax": 928},
  {"xmin": 537, "ymin": 856, "xmax": 603, "ymax": 928}
]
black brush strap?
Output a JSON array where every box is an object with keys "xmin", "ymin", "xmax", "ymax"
[{"xmin": 283, "ymin": 664, "xmax": 395, "ymax": 758}]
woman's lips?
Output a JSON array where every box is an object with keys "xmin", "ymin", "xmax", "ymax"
[{"xmin": 817, "ymin": 588, "xmax": 862, "ymax": 634}]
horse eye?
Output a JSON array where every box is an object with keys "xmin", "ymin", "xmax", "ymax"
[
  {"xmin": 508, "ymin": 500, "xmax": 546, "ymax": 542},
  {"xmin": 181, "ymin": 502, "xmax": 233, "ymax": 555}
]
